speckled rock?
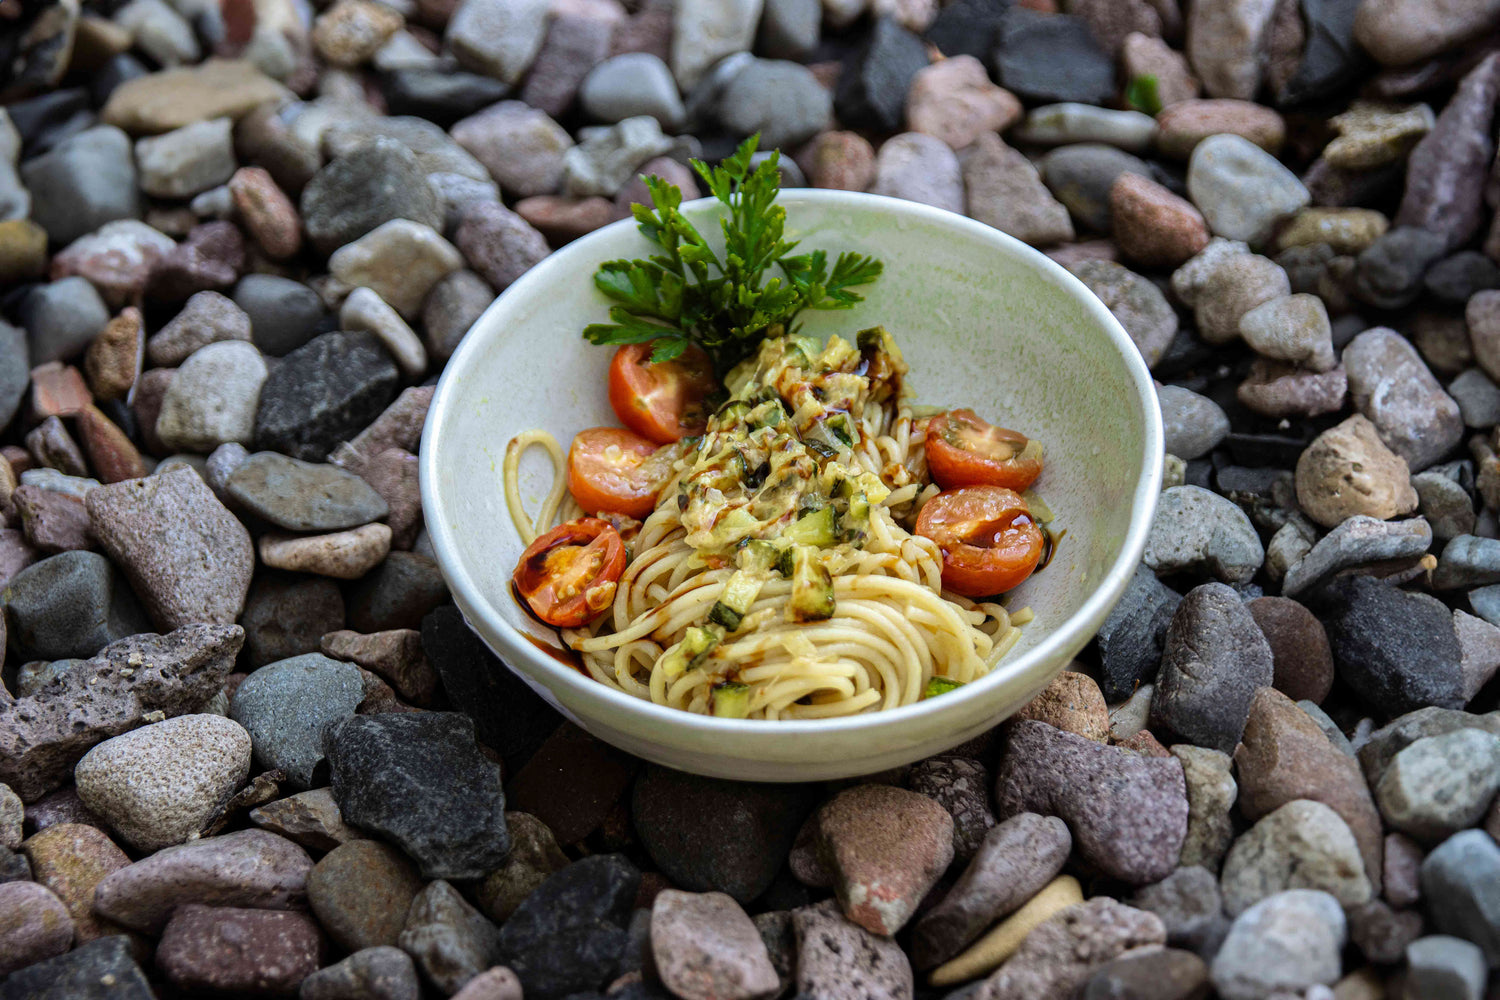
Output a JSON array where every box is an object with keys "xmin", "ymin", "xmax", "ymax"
[
  {"xmin": 1210, "ymin": 890, "xmax": 1347, "ymax": 1000},
  {"xmin": 1110, "ymin": 172, "xmax": 1211, "ymax": 269},
  {"xmin": 299, "ymin": 946, "xmax": 421, "ymax": 1000},
  {"xmin": 0, "ymin": 880, "xmax": 73, "ymax": 975},
  {"xmin": 1220, "ymin": 800, "xmax": 1373, "ymax": 915},
  {"xmin": 19, "ymin": 822, "xmax": 131, "ymax": 944},
  {"xmin": 1321, "ymin": 575, "xmax": 1465, "ymax": 716},
  {"xmin": 651, "ymin": 889, "xmax": 780, "ymax": 1000},
  {"xmin": 792, "ymin": 899, "xmax": 913, "ymax": 1000},
  {"xmin": 156, "ymin": 903, "xmax": 323, "ymax": 995},
  {"xmin": 1342, "ymin": 327, "xmax": 1462, "ymax": 472},
  {"xmin": 1281, "ymin": 515, "xmax": 1433, "ymax": 600},
  {"xmin": 981, "ymin": 897, "xmax": 1166, "ymax": 1000},
  {"xmin": 1295, "ymin": 415, "xmax": 1419, "ymax": 528},
  {"xmin": 73, "ymin": 714, "xmax": 250, "ymax": 852},
  {"xmin": 476, "ymin": 812, "xmax": 569, "ymax": 923},
  {"xmin": 1144, "ymin": 485, "xmax": 1264, "ymax": 584},
  {"xmin": 1249, "ymin": 597, "xmax": 1336, "ymax": 703},
  {"xmin": 1067, "ymin": 260, "xmax": 1177, "ymax": 369},
  {"xmin": 906, "ymin": 55, "xmax": 1021, "ymax": 151},
  {"xmin": 1011, "ymin": 671, "xmax": 1110, "ymax": 742},
  {"xmin": 154, "ymin": 340, "xmax": 267, "ymax": 453},
  {"xmin": 1188, "ymin": 134, "xmax": 1310, "ymax": 244},
  {"xmin": 993, "ymin": 720, "xmax": 1187, "ymax": 885},
  {"xmin": 1375, "ymin": 728, "xmax": 1500, "ymax": 843}
]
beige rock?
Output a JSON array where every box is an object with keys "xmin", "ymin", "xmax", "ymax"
[
  {"xmin": 312, "ymin": 0, "xmax": 403, "ymax": 67},
  {"xmin": 1353, "ymin": 0, "xmax": 1500, "ymax": 67},
  {"xmin": 1120, "ymin": 33, "xmax": 1199, "ymax": 108},
  {"xmin": 1012, "ymin": 671, "xmax": 1110, "ymax": 742},
  {"xmin": 1274, "ymin": 208, "xmax": 1390, "ymax": 255},
  {"xmin": 1156, "ymin": 99, "xmax": 1285, "ymax": 158},
  {"xmin": 1323, "ymin": 101, "xmax": 1434, "ymax": 169},
  {"xmin": 929, "ymin": 875, "xmax": 1084, "ymax": 986},
  {"xmin": 260, "ymin": 523, "xmax": 393, "ymax": 579},
  {"xmin": 101, "ymin": 59, "xmax": 292, "ymax": 134},
  {"xmin": 1295, "ymin": 415, "xmax": 1419, "ymax": 529},
  {"xmin": 905, "ymin": 56, "xmax": 1022, "ymax": 151},
  {"xmin": 328, "ymin": 220, "xmax": 464, "ymax": 319}
]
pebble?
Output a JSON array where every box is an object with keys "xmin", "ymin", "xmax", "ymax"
[
  {"xmin": 1276, "ymin": 208, "xmax": 1390, "ymax": 255},
  {"xmin": 1158, "ymin": 384, "xmax": 1230, "ymax": 460},
  {"xmin": 450, "ymin": 967, "xmax": 523, "ymax": 1000},
  {"xmin": 793, "ymin": 898, "xmax": 914, "ymax": 1000},
  {"xmin": 155, "ymin": 340, "xmax": 267, "ymax": 453},
  {"xmin": 20, "ymin": 822, "xmax": 131, "ymax": 943},
  {"xmin": 1406, "ymin": 935, "xmax": 1487, "ymax": 999},
  {"xmin": 134, "ymin": 117, "xmax": 236, "ymax": 199},
  {"xmin": 156, "ymin": 903, "xmax": 323, "ymax": 995},
  {"xmin": 356, "ymin": 448, "xmax": 422, "ymax": 550},
  {"xmin": 631, "ymin": 765, "xmax": 812, "ymax": 904},
  {"xmin": 816, "ymin": 784, "xmax": 953, "ymax": 936},
  {"xmin": 229, "ymin": 653, "xmax": 364, "ymax": 788},
  {"xmin": 14, "ymin": 484, "xmax": 91, "ymax": 553},
  {"xmin": 347, "ymin": 550, "xmax": 448, "ymax": 630},
  {"xmin": 327, "ymin": 712, "xmax": 510, "ymax": 879},
  {"xmin": 1234, "ymin": 688, "xmax": 1385, "ymax": 891},
  {"xmin": 1040, "ymin": 143, "xmax": 1150, "ymax": 234},
  {"xmin": 249, "ymin": 787, "xmax": 365, "ymax": 852},
  {"xmin": 1343, "ymin": 327, "xmax": 1462, "ymax": 472},
  {"xmin": 578, "ymin": 53, "xmax": 684, "ymax": 131},
  {"xmin": 451, "ymin": 102, "xmax": 574, "ymax": 199},
  {"xmin": 27, "ymin": 415, "xmax": 86, "ymax": 477},
  {"xmin": 225, "ymin": 451, "xmax": 388, "ymax": 533},
  {"xmin": 1295, "ymin": 415, "xmax": 1419, "ymax": 528},
  {"xmin": 73, "ymin": 714, "xmax": 250, "ymax": 852},
  {"xmin": 1322, "ymin": 101, "xmax": 1433, "ymax": 170},
  {"xmin": 670, "ymin": 0, "xmax": 761, "ymax": 92},
  {"xmin": 313, "ymin": 0, "xmax": 402, "ymax": 67},
  {"xmin": 1012, "ymin": 671, "xmax": 1109, "ymax": 741},
  {"xmin": 1324, "ymin": 575, "xmax": 1465, "ymax": 715},
  {"xmin": 1454, "ymin": 610, "xmax": 1500, "ymax": 700},
  {"xmin": 1354, "ymin": 0, "xmax": 1500, "ymax": 66},
  {"xmin": 240, "ymin": 572, "xmax": 345, "ymax": 667},
  {"xmin": 300, "ymin": 946, "xmax": 422, "ymax": 1000},
  {"xmin": 454, "ymin": 201, "xmax": 551, "ymax": 292},
  {"xmin": 993, "ymin": 7, "xmax": 1114, "ymax": 105},
  {"xmin": 0, "ymin": 934, "xmax": 153, "ymax": 1000},
  {"xmin": 833, "ymin": 17, "xmax": 928, "ymax": 133},
  {"xmin": 866, "ymin": 132, "xmax": 962, "ymax": 215},
  {"xmin": 928, "ymin": 875, "xmax": 1084, "ymax": 987},
  {"xmin": 1193, "ymin": 253, "xmax": 1291, "ymax": 345},
  {"xmin": 1157, "ymin": 100, "xmax": 1285, "ymax": 159},
  {"xmin": 1281, "ymin": 515, "xmax": 1433, "ymax": 599},
  {"xmin": 1394, "ymin": 53, "xmax": 1500, "ymax": 252},
  {"xmin": 1357, "ymin": 708, "xmax": 1500, "ymax": 787},
  {"xmin": 1078, "ymin": 948, "xmax": 1210, "ymax": 1000},
  {"xmin": 982, "ymin": 897, "xmax": 1166, "ymax": 1000},
  {"xmin": 1144, "ymin": 485, "xmax": 1264, "ymax": 584},
  {"xmin": 476, "ymin": 811, "xmax": 568, "ymax": 922},
  {"xmin": 1131, "ymin": 864, "xmax": 1229, "ymax": 955},
  {"xmin": 83, "ymin": 311, "xmax": 141, "ymax": 405},
  {"xmin": 961, "ymin": 133, "xmax": 1074, "ymax": 248},
  {"xmin": 19, "ymin": 126, "xmax": 140, "ymax": 246},
  {"xmin": 1420, "ymin": 829, "xmax": 1500, "ymax": 965},
  {"xmin": 228, "ymin": 166, "xmax": 302, "ymax": 260},
  {"xmin": 22, "ymin": 277, "xmax": 110, "ymax": 366},
  {"xmin": 86, "ymin": 465, "xmax": 254, "ymax": 629},
  {"xmin": 1375, "ymin": 729, "xmax": 1500, "ymax": 843},
  {"xmin": 2, "ymin": 549, "xmax": 148, "ymax": 661},
  {"xmin": 1016, "ymin": 104, "xmax": 1158, "ymax": 154},
  {"xmin": 719, "ymin": 59, "xmax": 830, "ymax": 151},
  {"xmin": 1356, "ymin": 225, "xmax": 1449, "ymax": 310},
  {"xmin": 447, "ymin": 0, "xmax": 548, "ymax": 84},
  {"xmin": 421, "ymin": 270, "xmax": 492, "ymax": 361},
  {"xmin": 561, "ymin": 115, "xmax": 673, "ymax": 197},
  {"xmin": 1110, "ymin": 172, "xmax": 1210, "ymax": 269},
  {"xmin": 1221, "ymin": 799, "xmax": 1374, "ymax": 915},
  {"xmin": 329, "ymin": 218, "xmax": 464, "ymax": 319},
  {"xmin": 1065, "ymin": 260, "xmax": 1178, "ymax": 369},
  {"xmin": 650, "ymin": 889, "xmax": 780, "ymax": 1000},
  {"xmin": 0, "ymin": 880, "xmax": 73, "ymax": 975},
  {"xmin": 495, "ymin": 853, "xmax": 639, "ymax": 999},
  {"xmin": 234, "ymin": 274, "xmax": 325, "ymax": 357},
  {"xmin": 322, "ymin": 629, "xmax": 436, "ymax": 703},
  {"xmin": 308, "ymin": 839, "xmax": 424, "ymax": 951},
  {"xmin": 1152, "ymin": 582, "xmax": 1274, "ymax": 753},
  {"xmin": 909, "ymin": 812, "xmax": 1070, "ymax": 969},
  {"xmin": 1248, "ymin": 597, "xmax": 1336, "ymax": 702},
  {"xmin": 1238, "ymin": 293, "xmax": 1336, "ymax": 372},
  {"xmin": 1188, "ymin": 134, "xmax": 1311, "ymax": 244},
  {"xmin": 1210, "ymin": 890, "xmax": 1347, "ymax": 1000},
  {"xmin": 994, "ymin": 720, "xmax": 1187, "ymax": 884},
  {"xmin": 52, "ymin": 222, "xmax": 174, "ymax": 310},
  {"xmin": 93, "ymin": 827, "xmax": 311, "ymax": 933},
  {"xmin": 300, "ymin": 139, "xmax": 444, "ymax": 257},
  {"xmin": 905, "ymin": 56, "xmax": 1020, "ymax": 151},
  {"xmin": 254, "ymin": 330, "xmax": 400, "ymax": 462},
  {"xmin": 1097, "ymin": 565, "xmax": 1182, "ymax": 701}
]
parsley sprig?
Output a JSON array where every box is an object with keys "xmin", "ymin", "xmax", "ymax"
[{"xmin": 582, "ymin": 135, "xmax": 884, "ymax": 374}]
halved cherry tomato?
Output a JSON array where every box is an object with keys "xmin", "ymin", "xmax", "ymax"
[
  {"xmin": 608, "ymin": 342, "xmax": 718, "ymax": 444},
  {"xmin": 925, "ymin": 409, "xmax": 1043, "ymax": 492},
  {"xmin": 915, "ymin": 485, "xmax": 1045, "ymax": 597},
  {"xmin": 568, "ymin": 427, "xmax": 671, "ymax": 519},
  {"xmin": 513, "ymin": 518, "xmax": 626, "ymax": 627}
]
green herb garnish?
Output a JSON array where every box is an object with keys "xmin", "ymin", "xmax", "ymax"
[
  {"xmin": 923, "ymin": 677, "xmax": 964, "ymax": 699},
  {"xmin": 1124, "ymin": 74, "xmax": 1162, "ymax": 116},
  {"xmin": 582, "ymin": 135, "xmax": 884, "ymax": 375}
]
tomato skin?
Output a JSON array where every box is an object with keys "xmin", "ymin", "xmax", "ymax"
[
  {"xmin": 915, "ymin": 486, "xmax": 1045, "ymax": 597},
  {"xmin": 513, "ymin": 518, "xmax": 626, "ymax": 627},
  {"xmin": 608, "ymin": 342, "xmax": 718, "ymax": 444},
  {"xmin": 568, "ymin": 427, "xmax": 667, "ymax": 519},
  {"xmin": 925, "ymin": 409, "xmax": 1043, "ymax": 492}
]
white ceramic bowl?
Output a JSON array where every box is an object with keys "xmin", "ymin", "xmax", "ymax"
[{"xmin": 421, "ymin": 189, "xmax": 1163, "ymax": 782}]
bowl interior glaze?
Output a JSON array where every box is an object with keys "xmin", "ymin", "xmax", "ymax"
[{"xmin": 420, "ymin": 189, "xmax": 1163, "ymax": 781}]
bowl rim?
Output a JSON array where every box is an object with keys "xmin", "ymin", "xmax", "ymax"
[{"xmin": 420, "ymin": 187, "xmax": 1164, "ymax": 738}]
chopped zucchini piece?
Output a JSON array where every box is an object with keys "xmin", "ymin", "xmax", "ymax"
[
  {"xmin": 924, "ymin": 677, "xmax": 963, "ymax": 699},
  {"xmin": 711, "ymin": 682, "xmax": 752, "ymax": 718},
  {"xmin": 737, "ymin": 539, "xmax": 780, "ymax": 572},
  {"xmin": 659, "ymin": 625, "xmax": 723, "ymax": 678},
  {"xmin": 789, "ymin": 546, "xmax": 836, "ymax": 622},
  {"xmin": 782, "ymin": 505, "xmax": 837, "ymax": 547},
  {"xmin": 708, "ymin": 569, "xmax": 767, "ymax": 632},
  {"xmin": 825, "ymin": 414, "xmax": 855, "ymax": 446}
]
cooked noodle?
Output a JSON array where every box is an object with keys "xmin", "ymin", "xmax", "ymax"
[{"xmin": 502, "ymin": 330, "xmax": 1028, "ymax": 720}]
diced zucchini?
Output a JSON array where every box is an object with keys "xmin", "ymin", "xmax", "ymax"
[
  {"xmin": 789, "ymin": 546, "xmax": 836, "ymax": 622},
  {"xmin": 782, "ymin": 506, "xmax": 837, "ymax": 547},
  {"xmin": 659, "ymin": 625, "xmax": 723, "ymax": 678},
  {"xmin": 716, "ymin": 399, "xmax": 752, "ymax": 424},
  {"xmin": 847, "ymin": 492, "xmax": 870, "ymax": 524},
  {"xmin": 737, "ymin": 539, "xmax": 780, "ymax": 571},
  {"xmin": 924, "ymin": 677, "xmax": 963, "ymax": 699},
  {"xmin": 825, "ymin": 414, "xmax": 854, "ymax": 446},
  {"xmin": 709, "ymin": 569, "xmax": 767, "ymax": 632},
  {"xmin": 853, "ymin": 471, "xmax": 891, "ymax": 505},
  {"xmin": 712, "ymin": 682, "xmax": 752, "ymax": 718}
]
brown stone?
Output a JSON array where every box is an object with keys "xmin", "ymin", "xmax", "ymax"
[
  {"xmin": 1247, "ymin": 597, "xmax": 1335, "ymax": 704},
  {"xmin": 21, "ymin": 822, "xmax": 133, "ymax": 943},
  {"xmin": 1237, "ymin": 359, "xmax": 1347, "ymax": 418},
  {"xmin": 1011, "ymin": 671, "xmax": 1110, "ymax": 741},
  {"xmin": 328, "ymin": 386, "xmax": 433, "ymax": 475},
  {"xmin": 800, "ymin": 131, "xmax": 876, "ymax": 192},
  {"xmin": 13, "ymin": 485, "xmax": 93, "ymax": 553},
  {"xmin": 101, "ymin": 59, "xmax": 292, "ymax": 134},
  {"xmin": 240, "ymin": 572, "xmax": 346, "ymax": 668},
  {"xmin": 307, "ymin": 839, "xmax": 424, "ymax": 951},
  {"xmin": 1156, "ymin": 99, "xmax": 1286, "ymax": 158},
  {"xmin": 321, "ymin": 629, "xmax": 437, "ymax": 705},
  {"xmin": 0, "ymin": 220, "xmax": 49, "ymax": 284},
  {"xmin": 505, "ymin": 723, "xmax": 638, "ymax": 845},
  {"xmin": 28, "ymin": 363, "xmax": 91, "ymax": 421},
  {"xmin": 1110, "ymin": 172, "xmax": 1210, "ymax": 268},
  {"xmin": 74, "ymin": 405, "xmax": 147, "ymax": 484},
  {"xmin": 905, "ymin": 55, "xmax": 1022, "ymax": 151},
  {"xmin": 651, "ymin": 889, "xmax": 780, "ymax": 1000},
  {"xmin": 133, "ymin": 367, "xmax": 174, "ymax": 456},
  {"xmin": 82, "ymin": 309, "xmax": 141, "ymax": 403},
  {"xmin": 1233, "ymin": 687, "xmax": 1384, "ymax": 894},
  {"xmin": 228, "ymin": 166, "xmax": 302, "ymax": 260},
  {"xmin": 1295, "ymin": 415, "xmax": 1419, "ymax": 529},
  {"xmin": 26, "ymin": 416, "xmax": 87, "ymax": 478},
  {"xmin": 359, "ymin": 447, "xmax": 421, "ymax": 549},
  {"xmin": 1120, "ymin": 32, "xmax": 1199, "ymax": 107},
  {"xmin": 513, "ymin": 195, "xmax": 622, "ymax": 246},
  {"xmin": 249, "ymin": 787, "xmax": 368, "ymax": 853},
  {"xmin": 475, "ymin": 811, "xmax": 570, "ymax": 923},
  {"xmin": 156, "ymin": 904, "xmax": 324, "ymax": 995},
  {"xmin": 312, "ymin": 0, "xmax": 402, "ymax": 66}
]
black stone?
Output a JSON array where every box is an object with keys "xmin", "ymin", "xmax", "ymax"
[
  {"xmin": 5, "ymin": 87, "xmax": 88, "ymax": 153},
  {"xmin": 1225, "ymin": 432, "xmax": 1310, "ymax": 468},
  {"xmin": 1315, "ymin": 575, "xmax": 1465, "ymax": 717},
  {"xmin": 631, "ymin": 765, "xmax": 815, "ymax": 903},
  {"xmin": 90, "ymin": 54, "xmax": 148, "ymax": 107},
  {"xmin": 1354, "ymin": 225, "xmax": 1449, "ymax": 310},
  {"xmin": 925, "ymin": 0, "xmax": 1011, "ymax": 60},
  {"xmin": 254, "ymin": 330, "xmax": 400, "ymax": 462},
  {"xmin": 991, "ymin": 7, "xmax": 1114, "ymax": 105},
  {"xmin": 1276, "ymin": 0, "xmax": 1368, "ymax": 106},
  {"xmin": 299, "ymin": 137, "xmax": 445, "ymax": 255},
  {"xmin": 834, "ymin": 17, "xmax": 929, "ymax": 133},
  {"xmin": 381, "ymin": 69, "xmax": 511, "ymax": 127},
  {"xmin": 325, "ymin": 711, "xmax": 511, "ymax": 879},
  {"xmin": 233, "ymin": 274, "xmax": 326, "ymax": 357},
  {"xmin": 1096, "ymin": 565, "xmax": 1181, "ymax": 702},
  {"xmin": 0, "ymin": 845, "xmax": 30, "ymax": 883},
  {"xmin": 1424, "ymin": 250, "xmax": 1500, "ymax": 306},
  {"xmin": 421, "ymin": 604, "xmax": 561, "ymax": 773},
  {"xmin": 348, "ymin": 551, "xmax": 449, "ymax": 632},
  {"xmin": 496, "ymin": 854, "xmax": 641, "ymax": 1000},
  {"xmin": 0, "ymin": 935, "xmax": 154, "ymax": 1000}
]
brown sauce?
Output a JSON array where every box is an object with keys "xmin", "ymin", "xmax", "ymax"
[
  {"xmin": 524, "ymin": 633, "xmax": 587, "ymax": 675},
  {"xmin": 1037, "ymin": 525, "xmax": 1065, "ymax": 573}
]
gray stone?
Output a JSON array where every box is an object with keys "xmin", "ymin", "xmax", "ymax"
[
  {"xmin": 1067, "ymin": 261, "xmax": 1177, "ymax": 369},
  {"xmin": 20, "ymin": 125, "xmax": 140, "ymax": 245},
  {"xmin": 1356, "ymin": 225, "xmax": 1448, "ymax": 310},
  {"xmin": 1321, "ymin": 576, "xmax": 1465, "ymax": 717},
  {"xmin": 869, "ymin": 132, "xmax": 962, "ymax": 214},
  {"xmin": 1, "ymin": 550, "xmax": 148, "ymax": 661},
  {"xmin": 299, "ymin": 946, "xmax": 421, "ymax": 1000},
  {"xmin": 447, "ymin": 0, "xmax": 549, "ymax": 84},
  {"xmin": 1357, "ymin": 708, "xmax": 1500, "ymax": 787},
  {"xmin": 450, "ymin": 101, "xmax": 574, "ymax": 199},
  {"xmin": 1158, "ymin": 384, "xmax": 1230, "ymax": 460},
  {"xmin": 718, "ymin": 59, "xmax": 831, "ymax": 150},
  {"xmin": 1173, "ymin": 745, "xmax": 1240, "ymax": 873},
  {"xmin": 115, "ymin": 0, "xmax": 199, "ymax": 66},
  {"xmin": 1210, "ymin": 890, "xmax": 1346, "ymax": 1000},
  {"xmin": 1238, "ymin": 293, "xmax": 1336, "ymax": 371},
  {"xmin": 991, "ymin": 7, "xmax": 1115, "ymax": 105},
  {"xmin": 148, "ymin": 290, "xmax": 252, "ymax": 367},
  {"xmin": 20, "ymin": 277, "xmax": 108, "ymax": 365},
  {"xmin": 1282, "ymin": 515, "xmax": 1434, "ymax": 597},
  {"xmin": 961, "ymin": 133, "xmax": 1075, "ymax": 249},
  {"xmin": 1450, "ymin": 369, "xmax": 1500, "ymax": 429},
  {"xmin": 792, "ymin": 899, "xmax": 912, "ymax": 1000},
  {"xmin": 580, "ymin": 53, "xmax": 685, "ymax": 130},
  {"xmin": 1375, "ymin": 729, "xmax": 1500, "ymax": 843},
  {"xmin": 1405, "ymin": 935, "xmax": 1488, "ymax": 1000},
  {"xmin": 1188, "ymin": 134, "xmax": 1311, "ymax": 244},
  {"xmin": 300, "ymin": 138, "xmax": 444, "ymax": 256},
  {"xmin": 1421, "ymin": 830, "xmax": 1500, "ymax": 965},
  {"xmin": 1152, "ymin": 582, "xmax": 1275, "ymax": 754},
  {"xmin": 233, "ymin": 274, "xmax": 325, "ymax": 357},
  {"xmin": 0, "ymin": 935, "xmax": 153, "ymax": 1000},
  {"xmin": 229, "ymin": 653, "xmax": 364, "ymax": 789},
  {"xmin": 1344, "ymin": 327, "xmax": 1462, "ymax": 472},
  {"xmin": 1143, "ymin": 485, "xmax": 1265, "ymax": 584},
  {"xmin": 758, "ymin": 0, "xmax": 820, "ymax": 60},
  {"xmin": 135, "ymin": 117, "xmax": 236, "ymax": 199},
  {"xmin": 671, "ymin": 0, "xmax": 763, "ymax": 92},
  {"xmin": 562, "ymin": 116, "xmax": 674, "ymax": 197},
  {"xmin": 1434, "ymin": 535, "xmax": 1500, "ymax": 590},
  {"xmin": 1220, "ymin": 800, "xmax": 1373, "ymax": 915},
  {"xmin": 254, "ymin": 330, "xmax": 400, "ymax": 463},
  {"xmin": 155, "ymin": 341, "xmax": 268, "ymax": 453},
  {"xmin": 1015, "ymin": 103, "xmax": 1158, "ymax": 154},
  {"xmin": 1097, "ymin": 564, "xmax": 1181, "ymax": 702},
  {"xmin": 1039, "ymin": 143, "xmax": 1150, "ymax": 233},
  {"xmin": 421, "ymin": 270, "xmax": 492, "ymax": 362},
  {"xmin": 398, "ymin": 879, "xmax": 502, "ymax": 995},
  {"xmin": 226, "ymin": 452, "xmax": 387, "ymax": 532},
  {"xmin": 1132, "ymin": 865, "xmax": 1228, "ymax": 956}
]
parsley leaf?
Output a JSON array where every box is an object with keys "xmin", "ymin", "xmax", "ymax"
[{"xmin": 582, "ymin": 135, "xmax": 884, "ymax": 375}]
